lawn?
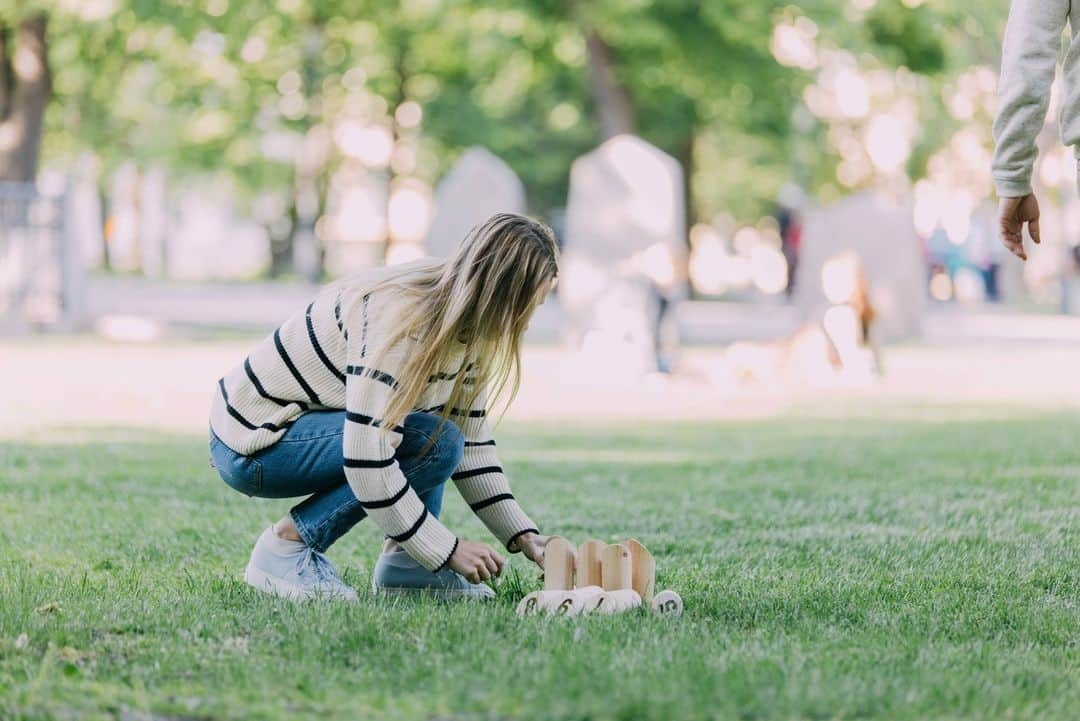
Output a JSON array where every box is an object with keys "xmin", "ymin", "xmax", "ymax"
[{"xmin": 0, "ymin": 408, "xmax": 1077, "ymax": 721}]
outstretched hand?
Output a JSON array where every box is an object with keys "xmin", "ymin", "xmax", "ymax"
[
  {"xmin": 998, "ymin": 194, "xmax": 1041, "ymax": 261},
  {"xmin": 510, "ymin": 532, "xmax": 548, "ymax": 570}
]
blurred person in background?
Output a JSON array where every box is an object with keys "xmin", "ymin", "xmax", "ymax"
[
  {"xmin": 925, "ymin": 224, "xmax": 957, "ymax": 297},
  {"xmin": 630, "ymin": 243, "xmax": 681, "ymax": 374},
  {"xmin": 724, "ymin": 253, "xmax": 878, "ymax": 386},
  {"xmin": 992, "ymin": 0, "xmax": 1079, "ymax": 261},
  {"xmin": 208, "ymin": 214, "xmax": 558, "ymax": 601},
  {"xmin": 966, "ymin": 203, "xmax": 1005, "ymax": 302},
  {"xmin": 776, "ymin": 203, "xmax": 803, "ymax": 299}
]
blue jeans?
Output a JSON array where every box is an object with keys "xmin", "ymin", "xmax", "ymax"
[{"xmin": 210, "ymin": 411, "xmax": 464, "ymax": 552}]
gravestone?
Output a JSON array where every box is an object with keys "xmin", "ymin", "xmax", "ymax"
[
  {"xmin": 794, "ymin": 190, "xmax": 925, "ymax": 340},
  {"xmin": 324, "ymin": 171, "xmax": 388, "ymax": 277},
  {"xmin": 562, "ymin": 134, "xmax": 687, "ymax": 373},
  {"xmin": 138, "ymin": 168, "xmax": 167, "ymax": 278},
  {"xmin": 0, "ymin": 182, "xmax": 65, "ymax": 331},
  {"xmin": 168, "ymin": 189, "xmax": 270, "ymax": 280},
  {"xmin": 424, "ymin": 147, "xmax": 525, "ymax": 257},
  {"xmin": 70, "ymin": 154, "xmax": 104, "ymax": 270},
  {"xmin": 106, "ymin": 162, "xmax": 140, "ymax": 272}
]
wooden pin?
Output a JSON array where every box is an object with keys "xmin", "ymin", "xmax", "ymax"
[
  {"xmin": 626, "ymin": 538, "xmax": 656, "ymax": 604},
  {"xmin": 543, "ymin": 536, "xmax": 575, "ymax": 591},
  {"xmin": 600, "ymin": 543, "xmax": 632, "ymax": 591},
  {"xmin": 651, "ymin": 589, "xmax": 683, "ymax": 617},
  {"xmin": 577, "ymin": 540, "xmax": 605, "ymax": 588},
  {"xmin": 586, "ymin": 589, "xmax": 642, "ymax": 615}
]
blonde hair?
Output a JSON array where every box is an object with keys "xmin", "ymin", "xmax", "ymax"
[{"xmin": 350, "ymin": 213, "xmax": 559, "ymax": 434}]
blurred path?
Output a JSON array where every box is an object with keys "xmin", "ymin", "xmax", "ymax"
[
  {"xmin": 85, "ymin": 275, "xmax": 1080, "ymax": 344},
  {"xmin": 83, "ymin": 276, "xmax": 803, "ymax": 343},
  {"xmin": 4, "ymin": 277, "xmax": 1080, "ymax": 438},
  {"xmin": 4, "ymin": 337, "xmax": 1080, "ymax": 438},
  {"xmin": 86, "ymin": 276, "xmax": 324, "ymax": 333}
]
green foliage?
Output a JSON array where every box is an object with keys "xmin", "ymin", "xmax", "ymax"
[
  {"xmin": 865, "ymin": 0, "xmax": 946, "ymax": 75},
  {"xmin": 17, "ymin": 0, "xmax": 1014, "ymax": 226}
]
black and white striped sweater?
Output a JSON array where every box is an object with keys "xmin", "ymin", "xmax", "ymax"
[{"xmin": 209, "ymin": 275, "xmax": 539, "ymax": 571}]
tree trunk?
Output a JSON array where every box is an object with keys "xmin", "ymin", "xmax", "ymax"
[
  {"xmin": 676, "ymin": 131, "xmax": 696, "ymax": 299},
  {"xmin": 270, "ymin": 21, "xmax": 329, "ymax": 279},
  {"xmin": 584, "ymin": 31, "xmax": 634, "ymax": 141},
  {"xmin": 98, "ymin": 181, "xmax": 111, "ymax": 271},
  {"xmin": 269, "ymin": 202, "xmax": 297, "ymax": 277},
  {"xmin": 0, "ymin": 14, "xmax": 50, "ymax": 182},
  {"xmin": 0, "ymin": 23, "xmax": 13, "ymax": 121},
  {"xmin": 676, "ymin": 131, "xmax": 696, "ymax": 229}
]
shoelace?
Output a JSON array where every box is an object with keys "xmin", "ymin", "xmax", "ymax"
[{"xmin": 295, "ymin": 546, "xmax": 338, "ymax": 585}]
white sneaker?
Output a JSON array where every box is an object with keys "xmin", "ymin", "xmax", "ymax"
[
  {"xmin": 371, "ymin": 548, "xmax": 495, "ymax": 600},
  {"xmin": 243, "ymin": 527, "xmax": 358, "ymax": 602}
]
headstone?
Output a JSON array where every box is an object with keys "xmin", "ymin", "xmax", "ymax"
[
  {"xmin": 566, "ymin": 134, "xmax": 685, "ymax": 262},
  {"xmin": 59, "ymin": 176, "xmax": 88, "ymax": 330},
  {"xmin": 324, "ymin": 170, "xmax": 388, "ymax": 277},
  {"xmin": 424, "ymin": 147, "xmax": 525, "ymax": 257},
  {"xmin": 106, "ymin": 162, "xmax": 140, "ymax": 272},
  {"xmin": 0, "ymin": 181, "xmax": 66, "ymax": 330},
  {"xmin": 794, "ymin": 190, "xmax": 925, "ymax": 340},
  {"xmin": 168, "ymin": 188, "xmax": 270, "ymax": 280},
  {"xmin": 562, "ymin": 134, "xmax": 687, "ymax": 372},
  {"xmin": 71, "ymin": 153, "xmax": 104, "ymax": 270},
  {"xmin": 139, "ymin": 167, "xmax": 167, "ymax": 278}
]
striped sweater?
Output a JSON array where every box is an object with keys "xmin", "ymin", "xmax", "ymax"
[{"xmin": 210, "ymin": 274, "xmax": 539, "ymax": 571}]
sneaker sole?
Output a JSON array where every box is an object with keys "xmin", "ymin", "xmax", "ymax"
[{"xmin": 243, "ymin": 562, "xmax": 357, "ymax": 602}]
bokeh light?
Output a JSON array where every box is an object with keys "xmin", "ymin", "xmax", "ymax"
[
  {"xmin": 387, "ymin": 180, "xmax": 433, "ymax": 244},
  {"xmin": 750, "ymin": 245, "xmax": 788, "ymax": 295},
  {"xmin": 335, "ymin": 120, "xmax": 394, "ymax": 167}
]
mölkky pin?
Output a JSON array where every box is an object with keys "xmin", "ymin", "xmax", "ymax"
[{"xmin": 515, "ymin": 537, "xmax": 683, "ymax": 617}]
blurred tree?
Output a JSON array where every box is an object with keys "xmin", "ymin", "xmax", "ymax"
[
  {"xmin": 0, "ymin": 11, "xmax": 50, "ymax": 181},
  {"xmin": 796, "ymin": 0, "xmax": 1008, "ymax": 204},
  {"xmin": 522, "ymin": 0, "xmax": 808, "ymax": 222},
  {"xmin": 22, "ymin": 0, "xmax": 1018, "ymax": 276},
  {"xmin": 865, "ymin": 0, "xmax": 946, "ymax": 76}
]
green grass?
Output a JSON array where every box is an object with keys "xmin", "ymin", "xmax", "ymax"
[{"xmin": 1, "ymin": 408, "xmax": 1077, "ymax": 721}]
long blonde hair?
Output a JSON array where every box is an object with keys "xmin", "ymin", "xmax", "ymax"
[{"xmin": 351, "ymin": 213, "xmax": 559, "ymax": 433}]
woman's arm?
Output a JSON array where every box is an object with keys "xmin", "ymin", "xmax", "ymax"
[
  {"xmin": 342, "ymin": 305, "xmax": 459, "ymax": 572},
  {"xmin": 992, "ymin": 0, "xmax": 1070, "ymax": 198},
  {"xmin": 450, "ymin": 381, "xmax": 542, "ymax": 561}
]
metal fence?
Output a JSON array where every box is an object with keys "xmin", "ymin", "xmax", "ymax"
[{"xmin": 0, "ymin": 181, "xmax": 83, "ymax": 332}]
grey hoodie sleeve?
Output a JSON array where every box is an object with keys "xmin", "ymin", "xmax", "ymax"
[{"xmin": 991, "ymin": 0, "xmax": 1070, "ymax": 198}]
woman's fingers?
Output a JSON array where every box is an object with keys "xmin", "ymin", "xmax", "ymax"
[
  {"xmin": 450, "ymin": 540, "xmax": 508, "ymax": 583},
  {"xmin": 449, "ymin": 541, "xmax": 509, "ymax": 584}
]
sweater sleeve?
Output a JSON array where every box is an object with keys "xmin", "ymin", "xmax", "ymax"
[
  {"xmin": 450, "ymin": 382, "xmax": 540, "ymax": 552},
  {"xmin": 992, "ymin": 0, "xmax": 1071, "ymax": 198},
  {"xmin": 341, "ymin": 298, "xmax": 459, "ymax": 572}
]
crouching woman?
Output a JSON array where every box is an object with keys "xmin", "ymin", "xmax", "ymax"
[{"xmin": 208, "ymin": 214, "xmax": 557, "ymax": 600}]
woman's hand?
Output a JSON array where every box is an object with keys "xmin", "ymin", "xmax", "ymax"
[
  {"xmin": 448, "ymin": 540, "xmax": 505, "ymax": 584},
  {"xmin": 510, "ymin": 532, "xmax": 548, "ymax": 569}
]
